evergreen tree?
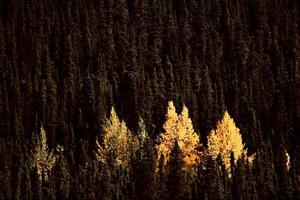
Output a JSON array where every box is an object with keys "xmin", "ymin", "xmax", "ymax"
[
  {"xmin": 204, "ymin": 156, "xmax": 225, "ymax": 200},
  {"xmin": 232, "ymin": 156, "xmax": 250, "ymax": 200},
  {"xmin": 254, "ymin": 142, "xmax": 278, "ymax": 200},
  {"xmin": 137, "ymin": 117, "xmax": 149, "ymax": 146},
  {"xmin": 133, "ymin": 123, "xmax": 156, "ymax": 200},
  {"xmin": 31, "ymin": 166, "xmax": 42, "ymax": 200},
  {"xmin": 156, "ymin": 154, "xmax": 168, "ymax": 200},
  {"xmin": 166, "ymin": 141, "xmax": 190, "ymax": 200},
  {"xmin": 54, "ymin": 146, "xmax": 70, "ymax": 200},
  {"xmin": 81, "ymin": 74, "xmax": 96, "ymax": 139},
  {"xmin": 20, "ymin": 162, "xmax": 32, "ymax": 200}
]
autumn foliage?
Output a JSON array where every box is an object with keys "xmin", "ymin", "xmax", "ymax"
[
  {"xmin": 0, "ymin": 0, "xmax": 298, "ymax": 199},
  {"xmin": 156, "ymin": 101, "xmax": 201, "ymax": 168},
  {"xmin": 95, "ymin": 107, "xmax": 139, "ymax": 167},
  {"xmin": 207, "ymin": 111, "xmax": 246, "ymax": 171},
  {"xmin": 32, "ymin": 126, "xmax": 56, "ymax": 181}
]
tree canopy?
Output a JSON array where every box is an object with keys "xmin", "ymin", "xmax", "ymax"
[
  {"xmin": 95, "ymin": 107, "xmax": 139, "ymax": 167},
  {"xmin": 207, "ymin": 111, "xmax": 246, "ymax": 171},
  {"xmin": 156, "ymin": 101, "xmax": 201, "ymax": 168}
]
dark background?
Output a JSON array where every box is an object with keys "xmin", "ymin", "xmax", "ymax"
[{"xmin": 0, "ymin": 0, "xmax": 299, "ymax": 199}]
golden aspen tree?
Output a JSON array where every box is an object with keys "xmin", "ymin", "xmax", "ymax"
[
  {"xmin": 207, "ymin": 111, "xmax": 246, "ymax": 171},
  {"xmin": 33, "ymin": 126, "xmax": 56, "ymax": 181},
  {"xmin": 156, "ymin": 101, "xmax": 200, "ymax": 168},
  {"xmin": 156, "ymin": 101, "xmax": 179, "ymax": 164},
  {"xmin": 177, "ymin": 105, "xmax": 200, "ymax": 167},
  {"xmin": 96, "ymin": 107, "xmax": 139, "ymax": 167}
]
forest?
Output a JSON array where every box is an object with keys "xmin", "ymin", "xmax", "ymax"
[{"xmin": 0, "ymin": 0, "xmax": 300, "ymax": 199}]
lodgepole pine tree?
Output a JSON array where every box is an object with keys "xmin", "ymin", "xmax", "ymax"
[
  {"xmin": 166, "ymin": 141, "xmax": 190, "ymax": 200},
  {"xmin": 54, "ymin": 146, "xmax": 70, "ymax": 200},
  {"xmin": 137, "ymin": 117, "xmax": 150, "ymax": 147},
  {"xmin": 133, "ymin": 120, "xmax": 156, "ymax": 200}
]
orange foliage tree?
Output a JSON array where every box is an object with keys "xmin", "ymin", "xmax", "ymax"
[
  {"xmin": 156, "ymin": 101, "xmax": 200, "ymax": 168},
  {"xmin": 207, "ymin": 111, "xmax": 247, "ymax": 172}
]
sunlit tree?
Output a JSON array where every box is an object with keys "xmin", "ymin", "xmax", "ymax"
[
  {"xmin": 207, "ymin": 111, "xmax": 246, "ymax": 171},
  {"xmin": 156, "ymin": 101, "xmax": 200, "ymax": 168},
  {"xmin": 33, "ymin": 126, "xmax": 56, "ymax": 181},
  {"xmin": 156, "ymin": 101, "xmax": 179, "ymax": 164},
  {"xmin": 137, "ymin": 117, "xmax": 149, "ymax": 146},
  {"xmin": 177, "ymin": 105, "xmax": 200, "ymax": 167},
  {"xmin": 285, "ymin": 149, "xmax": 291, "ymax": 171},
  {"xmin": 96, "ymin": 107, "xmax": 139, "ymax": 167}
]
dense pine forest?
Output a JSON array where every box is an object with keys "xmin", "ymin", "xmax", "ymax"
[{"xmin": 0, "ymin": 0, "xmax": 300, "ymax": 199}]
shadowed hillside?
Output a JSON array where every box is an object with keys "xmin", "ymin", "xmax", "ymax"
[{"xmin": 0, "ymin": 0, "xmax": 299, "ymax": 199}]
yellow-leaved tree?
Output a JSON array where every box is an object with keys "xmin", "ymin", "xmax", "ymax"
[
  {"xmin": 156, "ymin": 101, "xmax": 179, "ymax": 164},
  {"xmin": 96, "ymin": 107, "xmax": 139, "ymax": 167},
  {"xmin": 33, "ymin": 126, "xmax": 56, "ymax": 181},
  {"xmin": 177, "ymin": 106, "xmax": 200, "ymax": 166},
  {"xmin": 156, "ymin": 101, "xmax": 200, "ymax": 168},
  {"xmin": 207, "ymin": 111, "xmax": 246, "ymax": 171}
]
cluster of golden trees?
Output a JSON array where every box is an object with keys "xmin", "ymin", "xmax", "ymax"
[
  {"xmin": 95, "ymin": 101, "xmax": 254, "ymax": 172},
  {"xmin": 32, "ymin": 101, "xmax": 292, "ymax": 181}
]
